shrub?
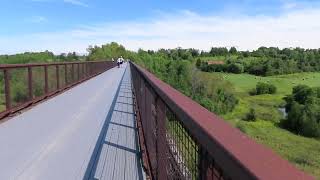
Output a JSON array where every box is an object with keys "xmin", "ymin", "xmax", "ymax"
[
  {"xmin": 12, "ymin": 82, "xmax": 28, "ymax": 103},
  {"xmin": 281, "ymin": 85, "xmax": 320, "ymax": 138},
  {"xmin": 292, "ymin": 85, "xmax": 313, "ymax": 104},
  {"xmin": 256, "ymin": 82, "xmax": 269, "ymax": 94},
  {"xmin": 252, "ymin": 82, "xmax": 277, "ymax": 95},
  {"xmin": 227, "ymin": 63, "xmax": 244, "ymax": 74},
  {"xmin": 249, "ymin": 88, "xmax": 257, "ymax": 95},
  {"xmin": 268, "ymin": 84, "xmax": 277, "ymax": 94},
  {"xmin": 196, "ymin": 58, "xmax": 201, "ymax": 67},
  {"xmin": 244, "ymin": 108, "xmax": 257, "ymax": 121}
]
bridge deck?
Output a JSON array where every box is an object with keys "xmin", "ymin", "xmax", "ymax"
[
  {"xmin": 0, "ymin": 63, "xmax": 144, "ymax": 180},
  {"xmin": 89, "ymin": 65, "xmax": 144, "ymax": 180}
]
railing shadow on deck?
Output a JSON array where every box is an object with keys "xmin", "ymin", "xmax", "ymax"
[{"xmin": 83, "ymin": 66, "xmax": 144, "ymax": 180}]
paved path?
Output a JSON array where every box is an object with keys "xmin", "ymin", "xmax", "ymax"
[
  {"xmin": 88, "ymin": 65, "xmax": 144, "ymax": 180},
  {"xmin": 0, "ymin": 63, "xmax": 144, "ymax": 180}
]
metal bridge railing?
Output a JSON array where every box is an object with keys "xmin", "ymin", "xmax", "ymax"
[
  {"xmin": 0, "ymin": 60, "xmax": 115, "ymax": 119},
  {"xmin": 130, "ymin": 62, "xmax": 313, "ymax": 180}
]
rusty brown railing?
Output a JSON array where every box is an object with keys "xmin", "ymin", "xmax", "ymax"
[
  {"xmin": 0, "ymin": 60, "xmax": 116, "ymax": 119},
  {"xmin": 130, "ymin": 62, "xmax": 313, "ymax": 180}
]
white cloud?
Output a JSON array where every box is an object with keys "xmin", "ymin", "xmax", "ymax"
[
  {"xmin": 1, "ymin": 7, "xmax": 320, "ymax": 54},
  {"xmin": 63, "ymin": 0, "xmax": 88, "ymax": 7},
  {"xmin": 283, "ymin": 2, "xmax": 297, "ymax": 9},
  {"xmin": 27, "ymin": 16, "xmax": 48, "ymax": 23}
]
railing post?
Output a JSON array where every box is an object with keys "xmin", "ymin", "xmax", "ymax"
[
  {"xmin": 4, "ymin": 69, "xmax": 11, "ymax": 110},
  {"xmin": 71, "ymin": 64, "xmax": 74, "ymax": 82},
  {"xmin": 198, "ymin": 147, "xmax": 209, "ymax": 180},
  {"xmin": 87, "ymin": 63, "xmax": 89, "ymax": 76},
  {"xmin": 77, "ymin": 63, "xmax": 80, "ymax": 81},
  {"xmin": 82, "ymin": 63, "xmax": 84, "ymax": 79},
  {"xmin": 156, "ymin": 97, "xmax": 168, "ymax": 180},
  {"xmin": 28, "ymin": 67, "xmax": 33, "ymax": 100},
  {"xmin": 56, "ymin": 65, "xmax": 60, "ymax": 89},
  {"xmin": 44, "ymin": 65, "xmax": 48, "ymax": 94},
  {"xmin": 65, "ymin": 64, "xmax": 67, "ymax": 85},
  {"xmin": 90, "ymin": 63, "xmax": 94, "ymax": 75}
]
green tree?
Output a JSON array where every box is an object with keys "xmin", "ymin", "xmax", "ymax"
[
  {"xmin": 229, "ymin": 47, "xmax": 237, "ymax": 54},
  {"xmin": 282, "ymin": 85, "xmax": 320, "ymax": 138}
]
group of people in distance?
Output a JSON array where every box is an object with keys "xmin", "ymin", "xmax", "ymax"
[{"xmin": 112, "ymin": 56, "xmax": 129, "ymax": 68}]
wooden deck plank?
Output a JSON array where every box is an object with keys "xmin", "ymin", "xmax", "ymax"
[
  {"xmin": 93, "ymin": 111, "xmax": 120, "ymax": 179},
  {"xmin": 101, "ymin": 112, "xmax": 121, "ymax": 180},
  {"xmin": 93, "ymin": 66, "xmax": 144, "ymax": 180},
  {"xmin": 112, "ymin": 111, "xmax": 126, "ymax": 180}
]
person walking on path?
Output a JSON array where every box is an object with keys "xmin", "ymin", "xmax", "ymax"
[{"xmin": 117, "ymin": 57, "xmax": 121, "ymax": 68}]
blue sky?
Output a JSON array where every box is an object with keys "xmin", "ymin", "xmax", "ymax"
[{"xmin": 0, "ymin": 0, "xmax": 319, "ymax": 54}]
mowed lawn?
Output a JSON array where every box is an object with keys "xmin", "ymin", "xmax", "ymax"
[{"xmin": 208, "ymin": 72, "xmax": 320, "ymax": 178}]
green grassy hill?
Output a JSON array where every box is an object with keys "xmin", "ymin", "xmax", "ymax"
[{"xmin": 205, "ymin": 72, "xmax": 320, "ymax": 178}]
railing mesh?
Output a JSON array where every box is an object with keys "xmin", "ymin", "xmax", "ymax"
[{"xmin": 131, "ymin": 63, "xmax": 226, "ymax": 180}]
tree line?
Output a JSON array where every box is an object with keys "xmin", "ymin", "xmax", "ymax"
[
  {"xmin": 87, "ymin": 42, "xmax": 238, "ymax": 115},
  {"xmin": 197, "ymin": 47, "xmax": 320, "ymax": 76},
  {"xmin": 0, "ymin": 51, "xmax": 83, "ymax": 64}
]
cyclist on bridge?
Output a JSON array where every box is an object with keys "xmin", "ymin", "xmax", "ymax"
[{"xmin": 117, "ymin": 56, "xmax": 124, "ymax": 68}]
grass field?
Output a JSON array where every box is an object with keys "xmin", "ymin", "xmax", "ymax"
[
  {"xmin": 205, "ymin": 72, "xmax": 320, "ymax": 178},
  {"xmin": 222, "ymin": 72, "xmax": 320, "ymax": 94},
  {"xmin": 237, "ymin": 120, "xmax": 320, "ymax": 178}
]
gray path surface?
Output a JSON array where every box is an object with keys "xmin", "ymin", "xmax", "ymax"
[
  {"xmin": 0, "ymin": 63, "xmax": 143, "ymax": 180},
  {"xmin": 88, "ymin": 65, "xmax": 144, "ymax": 180}
]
